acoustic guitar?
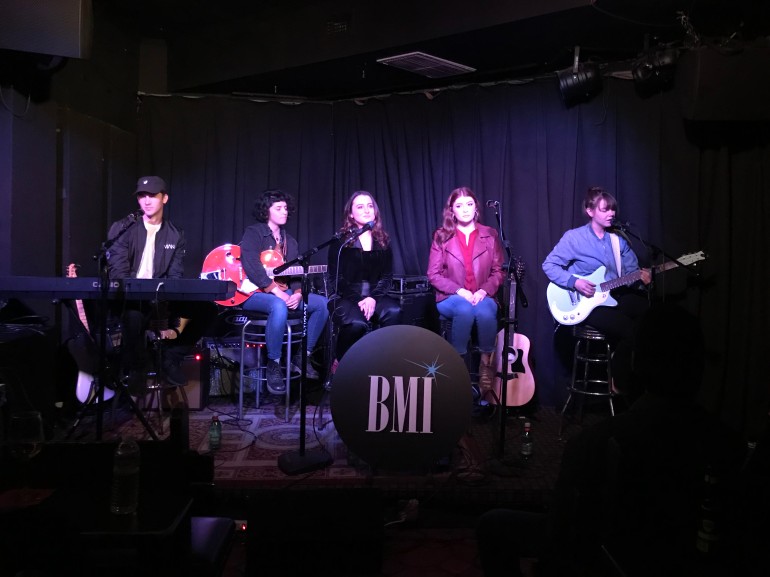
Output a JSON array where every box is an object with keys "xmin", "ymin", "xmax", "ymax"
[
  {"xmin": 65, "ymin": 264, "xmax": 115, "ymax": 405},
  {"xmin": 200, "ymin": 244, "xmax": 327, "ymax": 307},
  {"xmin": 489, "ymin": 258, "xmax": 535, "ymax": 407}
]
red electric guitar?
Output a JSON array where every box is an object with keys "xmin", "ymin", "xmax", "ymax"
[
  {"xmin": 489, "ymin": 258, "xmax": 535, "ymax": 407},
  {"xmin": 200, "ymin": 244, "xmax": 327, "ymax": 307}
]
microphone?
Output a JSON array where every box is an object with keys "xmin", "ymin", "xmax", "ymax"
[
  {"xmin": 611, "ymin": 218, "xmax": 631, "ymax": 231},
  {"xmin": 486, "ymin": 200, "xmax": 499, "ymax": 208},
  {"xmin": 128, "ymin": 209, "xmax": 144, "ymax": 221},
  {"xmin": 348, "ymin": 221, "xmax": 375, "ymax": 238}
]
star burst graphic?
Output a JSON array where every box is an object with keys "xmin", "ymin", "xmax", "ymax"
[{"xmin": 405, "ymin": 355, "xmax": 448, "ymax": 381}]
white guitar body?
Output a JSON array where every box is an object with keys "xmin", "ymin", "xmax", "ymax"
[
  {"xmin": 547, "ymin": 251, "xmax": 706, "ymax": 326},
  {"xmin": 75, "ymin": 371, "xmax": 115, "ymax": 404},
  {"xmin": 547, "ymin": 266, "xmax": 617, "ymax": 325}
]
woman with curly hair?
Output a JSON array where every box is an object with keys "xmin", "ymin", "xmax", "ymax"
[{"xmin": 240, "ymin": 189, "xmax": 329, "ymax": 393}]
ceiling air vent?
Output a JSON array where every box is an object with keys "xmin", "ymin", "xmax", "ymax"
[{"xmin": 376, "ymin": 51, "xmax": 476, "ymax": 78}]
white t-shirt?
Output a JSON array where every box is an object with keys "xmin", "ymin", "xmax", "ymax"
[{"xmin": 136, "ymin": 221, "xmax": 161, "ymax": 279}]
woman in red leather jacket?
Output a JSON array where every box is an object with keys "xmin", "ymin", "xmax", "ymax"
[{"xmin": 427, "ymin": 186, "xmax": 505, "ymax": 391}]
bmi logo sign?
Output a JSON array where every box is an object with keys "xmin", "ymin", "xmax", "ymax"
[{"xmin": 331, "ymin": 325, "xmax": 471, "ymax": 470}]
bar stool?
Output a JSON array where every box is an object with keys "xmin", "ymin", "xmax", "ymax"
[
  {"xmin": 559, "ymin": 324, "xmax": 615, "ymax": 438},
  {"xmin": 238, "ymin": 310, "xmax": 304, "ymax": 421}
]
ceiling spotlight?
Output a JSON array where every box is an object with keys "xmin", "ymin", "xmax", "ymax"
[
  {"xmin": 631, "ymin": 48, "xmax": 678, "ymax": 96},
  {"xmin": 557, "ymin": 46, "xmax": 602, "ymax": 107}
]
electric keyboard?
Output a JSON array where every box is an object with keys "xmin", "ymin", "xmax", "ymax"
[{"xmin": 0, "ymin": 276, "xmax": 236, "ymax": 301}]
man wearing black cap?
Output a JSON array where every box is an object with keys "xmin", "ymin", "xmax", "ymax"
[{"xmin": 106, "ymin": 176, "xmax": 210, "ymax": 393}]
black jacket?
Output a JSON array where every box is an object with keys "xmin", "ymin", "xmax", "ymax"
[{"xmin": 106, "ymin": 216, "xmax": 185, "ymax": 279}]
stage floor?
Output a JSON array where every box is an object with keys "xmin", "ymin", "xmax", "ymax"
[{"xmin": 57, "ymin": 383, "xmax": 616, "ymax": 511}]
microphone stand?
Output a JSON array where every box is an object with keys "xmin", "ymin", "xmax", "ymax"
[
  {"xmin": 486, "ymin": 202, "xmax": 528, "ymax": 474},
  {"xmin": 272, "ymin": 232, "xmax": 350, "ymax": 475},
  {"xmin": 611, "ymin": 222, "xmax": 701, "ymax": 290}
]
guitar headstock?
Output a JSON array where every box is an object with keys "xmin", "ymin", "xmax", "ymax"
[
  {"xmin": 513, "ymin": 256, "xmax": 526, "ymax": 281},
  {"xmin": 677, "ymin": 251, "xmax": 707, "ymax": 267}
]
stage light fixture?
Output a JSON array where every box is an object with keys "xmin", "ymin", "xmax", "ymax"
[
  {"xmin": 557, "ymin": 46, "xmax": 602, "ymax": 107},
  {"xmin": 631, "ymin": 48, "xmax": 678, "ymax": 96}
]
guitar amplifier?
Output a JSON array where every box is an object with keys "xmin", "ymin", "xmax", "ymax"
[
  {"xmin": 390, "ymin": 275, "xmax": 431, "ymax": 295},
  {"xmin": 203, "ymin": 337, "xmax": 243, "ymax": 396},
  {"xmin": 388, "ymin": 290, "xmax": 440, "ymax": 334},
  {"xmin": 161, "ymin": 347, "xmax": 210, "ymax": 410}
]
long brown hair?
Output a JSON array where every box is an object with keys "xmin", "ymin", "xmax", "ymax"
[
  {"xmin": 433, "ymin": 186, "xmax": 481, "ymax": 245},
  {"xmin": 339, "ymin": 191, "xmax": 390, "ymax": 248}
]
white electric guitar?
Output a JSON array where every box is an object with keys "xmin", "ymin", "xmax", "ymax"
[
  {"xmin": 66, "ymin": 264, "xmax": 115, "ymax": 404},
  {"xmin": 547, "ymin": 251, "xmax": 706, "ymax": 325}
]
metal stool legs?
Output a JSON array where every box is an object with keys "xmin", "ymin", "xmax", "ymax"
[
  {"xmin": 238, "ymin": 316, "xmax": 303, "ymax": 422},
  {"xmin": 559, "ymin": 325, "xmax": 615, "ymax": 438}
]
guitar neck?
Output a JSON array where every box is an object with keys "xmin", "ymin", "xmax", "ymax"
[
  {"xmin": 599, "ymin": 260, "xmax": 680, "ymax": 292},
  {"xmin": 270, "ymin": 265, "xmax": 327, "ymax": 277},
  {"xmin": 75, "ymin": 299, "xmax": 90, "ymax": 334}
]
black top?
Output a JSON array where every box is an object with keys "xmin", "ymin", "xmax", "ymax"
[{"xmin": 327, "ymin": 237, "xmax": 393, "ymax": 301}]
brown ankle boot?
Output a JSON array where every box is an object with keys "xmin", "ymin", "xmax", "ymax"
[{"xmin": 477, "ymin": 352, "xmax": 495, "ymax": 394}]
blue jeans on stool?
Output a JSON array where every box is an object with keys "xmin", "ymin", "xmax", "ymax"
[
  {"xmin": 241, "ymin": 290, "xmax": 329, "ymax": 360},
  {"xmin": 436, "ymin": 295, "xmax": 498, "ymax": 355}
]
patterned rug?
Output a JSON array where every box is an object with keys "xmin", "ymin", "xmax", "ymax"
[{"xmin": 111, "ymin": 389, "xmax": 582, "ymax": 509}]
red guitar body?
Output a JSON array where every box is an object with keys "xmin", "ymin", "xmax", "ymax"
[
  {"xmin": 201, "ymin": 244, "xmax": 327, "ymax": 307},
  {"xmin": 200, "ymin": 244, "xmax": 251, "ymax": 307}
]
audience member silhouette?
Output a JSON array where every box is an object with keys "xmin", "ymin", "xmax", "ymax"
[{"xmin": 476, "ymin": 302, "xmax": 746, "ymax": 577}]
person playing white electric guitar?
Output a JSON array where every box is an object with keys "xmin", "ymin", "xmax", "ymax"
[{"xmin": 542, "ymin": 186, "xmax": 651, "ymax": 396}]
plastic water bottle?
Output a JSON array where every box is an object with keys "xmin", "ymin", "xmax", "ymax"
[
  {"xmin": 110, "ymin": 438, "xmax": 140, "ymax": 515},
  {"xmin": 209, "ymin": 414, "xmax": 222, "ymax": 451},
  {"xmin": 520, "ymin": 421, "xmax": 533, "ymax": 461}
]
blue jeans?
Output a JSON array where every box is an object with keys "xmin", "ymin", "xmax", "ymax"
[
  {"xmin": 242, "ymin": 291, "xmax": 329, "ymax": 361},
  {"xmin": 436, "ymin": 295, "xmax": 498, "ymax": 355}
]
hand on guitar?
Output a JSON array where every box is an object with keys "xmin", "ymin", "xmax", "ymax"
[
  {"xmin": 640, "ymin": 268, "xmax": 652, "ymax": 285},
  {"xmin": 574, "ymin": 278, "xmax": 596, "ymax": 297}
]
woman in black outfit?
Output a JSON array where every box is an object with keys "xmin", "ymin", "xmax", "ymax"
[{"xmin": 327, "ymin": 191, "xmax": 402, "ymax": 370}]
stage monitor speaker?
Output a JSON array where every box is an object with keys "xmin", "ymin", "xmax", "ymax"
[
  {"xmin": 246, "ymin": 488, "xmax": 383, "ymax": 577},
  {"xmin": 162, "ymin": 348, "xmax": 210, "ymax": 410},
  {"xmin": 677, "ymin": 45, "xmax": 770, "ymax": 121},
  {"xmin": 0, "ymin": 0, "xmax": 93, "ymax": 59}
]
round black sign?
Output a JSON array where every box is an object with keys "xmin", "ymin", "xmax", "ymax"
[{"xmin": 331, "ymin": 325, "xmax": 471, "ymax": 470}]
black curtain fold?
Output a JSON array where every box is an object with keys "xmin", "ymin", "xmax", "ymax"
[{"xmin": 134, "ymin": 77, "xmax": 770, "ymax": 435}]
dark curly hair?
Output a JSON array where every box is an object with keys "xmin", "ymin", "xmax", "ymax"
[
  {"xmin": 338, "ymin": 191, "xmax": 390, "ymax": 248},
  {"xmin": 433, "ymin": 186, "xmax": 482, "ymax": 245},
  {"xmin": 252, "ymin": 189, "xmax": 296, "ymax": 223}
]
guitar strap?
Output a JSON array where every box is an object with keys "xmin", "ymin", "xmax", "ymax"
[{"xmin": 609, "ymin": 233, "xmax": 622, "ymax": 277}]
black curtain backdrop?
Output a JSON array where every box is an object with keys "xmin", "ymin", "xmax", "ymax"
[{"xmin": 135, "ymin": 78, "xmax": 770, "ymax": 435}]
